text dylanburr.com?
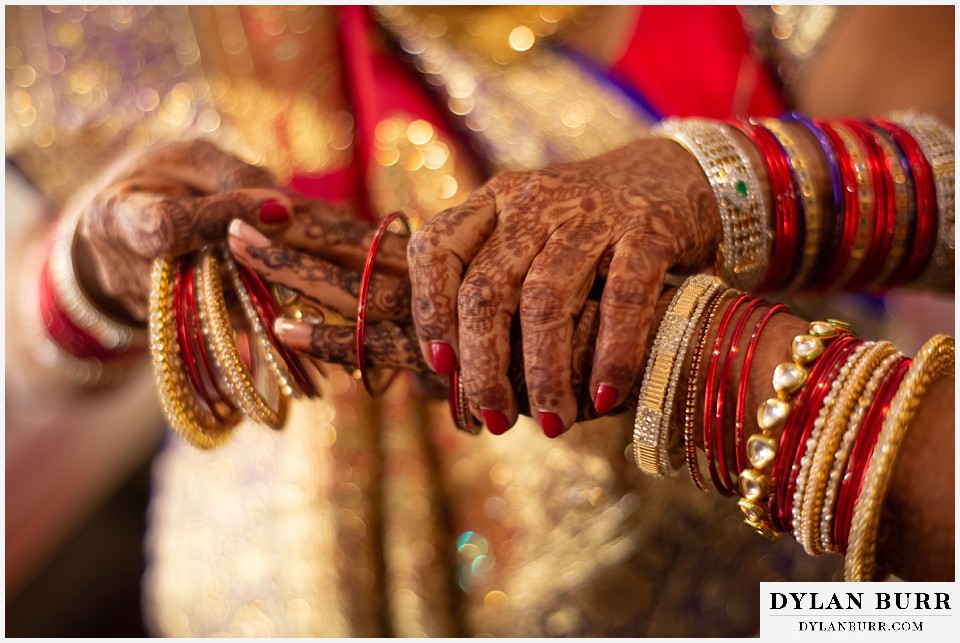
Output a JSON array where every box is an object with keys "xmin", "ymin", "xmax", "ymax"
[{"xmin": 760, "ymin": 582, "xmax": 955, "ymax": 639}]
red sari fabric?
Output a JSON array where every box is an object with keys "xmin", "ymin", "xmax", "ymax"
[{"xmin": 292, "ymin": 6, "xmax": 787, "ymax": 207}]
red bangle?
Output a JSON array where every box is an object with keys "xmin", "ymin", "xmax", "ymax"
[
  {"xmin": 753, "ymin": 121, "xmax": 802, "ymax": 290},
  {"xmin": 734, "ymin": 303, "xmax": 789, "ymax": 474},
  {"xmin": 871, "ymin": 118, "xmax": 938, "ymax": 286},
  {"xmin": 769, "ymin": 334, "xmax": 859, "ymax": 531},
  {"xmin": 715, "ymin": 298, "xmax": 764, "ymax": 482},
  {"xmin": 237, "ymin": 265, "xmax": 319, "ymax": 398},
  {"xmin": 815, "ymin": 120, "xmax": 861, "ymax": 289},
  {"xmin": 728, "ymin": 121, "xmax": 799, "ymax": 291},
  {"xmin": 357, "ymin": 212, "xmax": 412, "ymax": 396},
  {"xmin": 842, "ymin": 119, "xmax": 895, "ymax": 289},
  {"xmin": 38, "ymin": 242, "xmax": 135, "ymax": 362},
  {"xmin": 832, "ymin": 356, "xmax": 911, "ymax": 552},
  {"xmin": 702, "ymin": 292, "xmax": 751, "ymax": 495}
]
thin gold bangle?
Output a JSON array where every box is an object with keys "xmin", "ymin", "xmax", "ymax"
[
  {"xmin": 845, "ymin": 334, "xmax": 954, "ymax": 581},
  {"xmin": 196, "ymin": 247, "xmax": 287, "ymax": 430}
]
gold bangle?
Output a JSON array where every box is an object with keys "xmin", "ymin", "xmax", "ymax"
[
  {"xmin": 683, "ymin": 289, "xmax": 734, "ymax": 491},
  {"xmin": 634, "ymin": 274, "xmax": 724, "ymax": 477},
  {"xmin": 831, "ymin": 122, "xmax": 876, "ymax": 290},
  {"xmin": 889, "ymin": 112, "xmax": 955, "ymax": 290},
  {"xmin": 799, "ymin": 341, "xmax": 896, "ymax": 556},
  {"xmin": 868, "ymin": 126, "xmax": 915, "ymax": 289},
  {"xmin": 653, "ymin": 119, "xmax": 773, "ymax": 290},
  {"xmin": 222, "ymin": 251, "xmax": 298, "ymax": 400},
  {"xmin": 819, "ymin": 351, "xmax": 903, "ymax": 553},
  {"xmin": 148, "ymin": 256, "xmax": 240, "ymax": 449},
  {"xmin": 845, "ymin": 334, "xmax": 955, "ymax": 581},
  {"xmin": 792, "ymin": 341, "xmax": 871, "ymax": 548},
  {"xmin": 738, "ymin": 319, "xmax": 852, "ymax": 539},
  {"xmin": 762, "ymin": 119, "xmax": 822, "ymax": 291},
  {"xmin": 196, "ymin": 247, "xmax": 287, "ymax": 430}
]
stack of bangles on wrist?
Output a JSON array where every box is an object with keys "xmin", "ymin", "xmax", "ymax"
[
  {"xmin": 653, "ymin": 110, "xmax": 954, "ymax": 292},
  {"xmin": 632, "ymin": 273, "xmax": 954, "ymax": 581},
  {"xmin": 29, "ymin": 208, "xmax": 148, "ymax": 386}
]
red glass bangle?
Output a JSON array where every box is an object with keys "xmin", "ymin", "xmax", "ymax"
[
  {"xmin": 715, "ymin": 298, "xmax": 764, "ymax": 482},
  {"xmin": 183, "ymin": 260, "xmax": 237, "ymax": 419},
  {"xmin": 842, "ymin": 119, "xmax": 895, "ymax": 289},
  {"xmin": 174, "ymin": 260, "xmax": 216, "ymax": 419},
  {"xmin": 702, "ymin": 292, "xmax": 751, "ymax": 495},
  {"xmin": 357, "ymin": 211, "xmax": 412, "ymax": 396},
  {"xmin": 752, "ymin": 120, "xmax": 802, "ymax": 289},
  {"xmin": 237, "ymin": 265, "xmax": 319, "ymax": 398},
  {"xmin": 833, "ymin": 356, "xmax": 911, "ymax": 552},
  {"xmin": 769, "ymin": 334, "xmax": 859, "ymax": 531},
  {"xmin": 734, "ymin": 303, "xmax": 789, "ymax": 474},
  {"xmin": 729, "ymin": 120, "xmax": 798, "ymax": 291},
  {"xmin": 871, "ymin": 118, "xmax": 938, "ymax": 286},
  {"xmin": 816, "ymin": 120, "xmax": 861, "ymax": 289},
  {"xmin": 868, "ymin": 123, "xmax": 918, "ymax": 290}
]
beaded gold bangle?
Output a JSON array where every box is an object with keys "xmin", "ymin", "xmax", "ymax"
[
  {"xmin": 683, "ymin": 289, "xmax": 734, "ymax": 491},
  {"xmin": 792, "ymin": 341, "xmax": 871, "ymax": 549},
  {"xmin": 831, "ymin": 123, "xmax": 876, "ymax": 290},
  {"xmin": 890, "ymin": 112, "xmax": 955, "ymax": 290},
  {"xmin": 845, "ymin": 334, "xmax": 955, "ymax": 581},
  {"xmin": 798, "ymin": 341, "xmax": 896, "ymax": 556},
  {"xmin": 634, "ymin": 274, "xmax": 724, "ymax": 477},
  {"xmin": 653, "ymin": 119, "xmax": 773, "ymax": 290},
  {"xmin": 196, "ymin": 247, "xmax": 287, "ymax": 430},
  {"xmin": 762, "ymin": 119, "xmax": 822, "ymax": 291},
  {"xmin": 49, "ymin": 208, "xmax": 148, "ymax": 351},
  {"xmin": 738, "ymin": 319, "xmax": 850, "ymax": 539},
  {"xmin": 222, "ymin": 251, "xmax": 298, "ymax": 400},
  {"xmin": 819, "ymin": 351, "xmax": 903, "ymax": 553},
  {"xmin": 148, "ymin": 257, "xmax": 240, "ymax": 449}
]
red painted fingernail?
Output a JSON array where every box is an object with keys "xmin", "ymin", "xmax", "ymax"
[
  {"xmin": 259, "ymin": 199, "xmax": 289, "ymax": 224},
  {"xmin": 593, "ymin": 384, "xmax": 619, "ymax": 415},
  {"xmin": 429, "ymin": 341, "xmax": 457, "ymax": 374},
  {"xmin": 538, "ymin": 411, "xmax": 566, "ymax": 439},
  {"xmin": 480, "ymin": 408, "xmax": 511, "ymax": 435}
]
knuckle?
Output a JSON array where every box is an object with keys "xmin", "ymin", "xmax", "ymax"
[
  {"xmin": 519, "ymin": 280, "xmax": 568, "ymax": 329},
  {"xmin": 458, "ymin": 275, "xmax": 504, "ymax": 334}
]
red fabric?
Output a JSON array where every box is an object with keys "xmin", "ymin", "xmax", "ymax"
[
  {"xmin": 293, "ymin": 6, "xmax": 788, "ymax": 201},
  {"xmin": 613, "ymin": 6, "xmax": 785, "ymax": 118}
]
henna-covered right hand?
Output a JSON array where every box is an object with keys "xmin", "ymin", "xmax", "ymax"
[{"xmin": 72, "ymin": 139, "xmax": 295, "ymax": 321}]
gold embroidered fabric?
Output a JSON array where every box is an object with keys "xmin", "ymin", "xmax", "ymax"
[{"xmin": 7, "ymin": 6, "xmax": 842, "ymax": 637}]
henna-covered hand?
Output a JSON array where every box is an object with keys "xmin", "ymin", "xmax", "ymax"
[
  {"xmin": 407, "ymin": 137, "xmax": 721, "ymax": 437},
  {"xmin": 229, "ymin": 215, "xmax": 672, "ymax": 426},
  {"xmin": 74, "ymin": 139, "xmax": 295, "ymax": 320}
]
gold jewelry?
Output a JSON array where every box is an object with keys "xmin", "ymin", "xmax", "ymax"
[
  {"xmin": 634, "ymin": 274, "xmax": 724, "ymax": 477},
  {"xmin": 683, "ymin": 289, "xmax": 734, "ymax": 491},
  {"xmin": 819, "ymin": 351, "xmax": 903, "ymax": 553},
  {"xmin": 223, "ymin": 252, "xmax": 298, "ymax": 400},
  {"xmin": 148, "ymin": 256, "xmax": 240, "ymax": 449},
  {"xmin": 831, "ymin": 122, "xmax": 876, "ymax": 290},
  {"xmin": 890, "ymin": 112, "xmax": 955, "ymax": 291},
  {"xmin": 798, "ymin": 341, "xmax": 896, "ymax": 556},
  {"xmin": 653, "ymin": 119, "xmax": 773, "ymax": 290},
  {"xmin": 196, "ymin": 247, "xmax": 287, "ymax": 430},
  {"xmin": 845, "ymin": 334, "xmax": 954, "ymax": 581},
  {"xmin": 868, "ymin": 126, "xmax": 915, "ymax": 289},
  {"xmin": 738, "ymin": 319, "xmax": 851, "ymax": 539}
]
